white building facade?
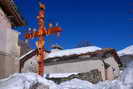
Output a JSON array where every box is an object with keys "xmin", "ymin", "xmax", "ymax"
[{"xmin": 0, "ymin": 0, "xmax": 25, "ymax": 79}]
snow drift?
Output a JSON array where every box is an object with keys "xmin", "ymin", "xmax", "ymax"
[
  {"xmin": 0, "ymin": 73, "xmax": 58, "ymax": 89},
  {"xmin": 1, "ymin": 62, "xmax": 133, "ymax": 89}
]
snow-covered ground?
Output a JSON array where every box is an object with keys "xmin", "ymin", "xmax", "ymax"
[
  {"xmin": 118, "ymin": 45, "xmax": 133, "ymax": 56},
  {"xmin": 0, "ymin": 73, "xmax": 58, "ymax": 89},
  {"xmin": 1, "ymin": 61, "xmax": 133, "ymax": 89}
]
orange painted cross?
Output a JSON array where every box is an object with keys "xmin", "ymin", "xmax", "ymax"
[{"xmin": 24, "ymin": 3, "xmax": 62, "ymax": 76}]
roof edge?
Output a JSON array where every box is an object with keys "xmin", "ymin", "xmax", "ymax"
[{"xmin": 0, "ymin": 0, "xmax": 26, "ymax": 26}]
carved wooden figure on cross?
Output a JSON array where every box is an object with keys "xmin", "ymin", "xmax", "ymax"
[{"xmin": 24, "ymin": 2, "xmax": 62, "ymax": 76}]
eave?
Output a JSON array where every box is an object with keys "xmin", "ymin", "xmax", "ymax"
[{"xmin": 0, "ymin": 0, "xmax": 26, "ymax": 26}]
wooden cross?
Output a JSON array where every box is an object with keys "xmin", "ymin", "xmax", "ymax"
[{"xmin": 24, "ymin": 3, "xmax": 62, "ymax": 76}]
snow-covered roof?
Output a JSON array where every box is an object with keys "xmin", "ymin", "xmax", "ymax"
[
  {"xmin": 18, "ymin": 46, "xmax": 101, "ymax": 61},
  {"xmin": 118, "ymin": 45, "xmax": 133, "ymax": 56},
  {"xmin": 46, "ymin": 46, "xmax": 101, "ymax": 59},
  {"xmin": 18, "ymin": 49, "xmax": 35, "ymax": 60}
]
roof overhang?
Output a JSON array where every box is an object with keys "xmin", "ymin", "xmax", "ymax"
[{"xmin": 0, "ymin": 0, "xmax": 26, "ymax": 26}]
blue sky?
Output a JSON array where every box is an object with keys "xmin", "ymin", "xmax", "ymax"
[{"xmin": 15, "ymin": 0, "xmax": 133, "ymax": 50}]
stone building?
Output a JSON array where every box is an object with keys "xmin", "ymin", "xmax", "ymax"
[
  {"xmin": 0, "ymin": 0, "xmax": 25, "ymax": 79},
  {"xmin": 19, "ymin": 45, "xmax": 122, "ymax": 81}
]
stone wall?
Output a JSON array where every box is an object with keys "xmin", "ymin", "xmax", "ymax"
[
  {"xmin": 120, "ymin": 55, "xmax": 133, "ymax": 67},
  {"xmin": 29, "ymin": 83, "xmax": 49, "ymax": 89},
  {"xmin": 47, "ymin": 69, "xmax": 103, "ymax": 84}
]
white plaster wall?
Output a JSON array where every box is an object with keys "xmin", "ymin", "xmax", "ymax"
[
  {"xmin": 45, "ymin": 60, "xmax": 102, "ymax": 72},
  {"xmin": 22, "ymin": 52, "xmax": 52, "ymax": 73},
  {"xmin": 104, "ymin": 56, "xmax": 120, "ymax": 78},
  {"xmin": 0, "ymin": 8, "xmax": 20, "ymax": 57},
  {"xmin": 0, "ymin": 8, "xmax": 20, "ymax": 78},
  {"xmin": 22, "ymin": 56, "xmax": 38, "ymax": 73},
  {"xmin": 6, "ymin": 29, "xmax": 20, "ymax": 56},
  {"xmin": 45, "ymin": 60, "xmax": 106, "ymax": 80},
  {"xmin": 106, "ymin": 67, "xmax": 114, "ymax": 80},
  {"xmin": 22, "ymin": 51, "xmax": 49, "ymax": 72},
  {"xmin": 22, "ymin": 57, "xmax": 106, "ymax": 80},
  {"xmin": 0, "ymin": 8, "xmax": 9, "ymax": 53}
]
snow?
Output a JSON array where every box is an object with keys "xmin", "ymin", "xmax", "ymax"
[
  {"xmin": 0, "ymin": 73, "xmax": 58, "ymax": 89},
  {"xmin": 118, "ymin": 45, "xmax": 133, "ymax": 56},
  {"xmin": 2, "ymin": 45, "xmax": 133, "ymax": 89},
  {"xmin": 58, "ymin": 78, "xmax": 95, "ymax": 89},
  {"xmin": 18, "ymin": 49, "xmax": 35, "ymax": 60},
  {"xmin": 18, "ymin": 46, "xmax": 101, "ymax": 60},
  {"xmin": 46, "ymin": 46, "xmax": 101, "ymax": 59},
  {"xmin": 1, "ymin": 61, "xmax": 133, "ymax": 89},
  {"xmin": 44, "ymin": 73, "xmax": 78, "ymax": 78}
]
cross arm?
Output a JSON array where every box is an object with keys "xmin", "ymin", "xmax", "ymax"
[
  {"xmin": 47, "ymin": 26, "xmax": 62, "ymax": 35},
  {"xmin": 25, "ymin": 29, "xmax": 47, "ymax": 39}
]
